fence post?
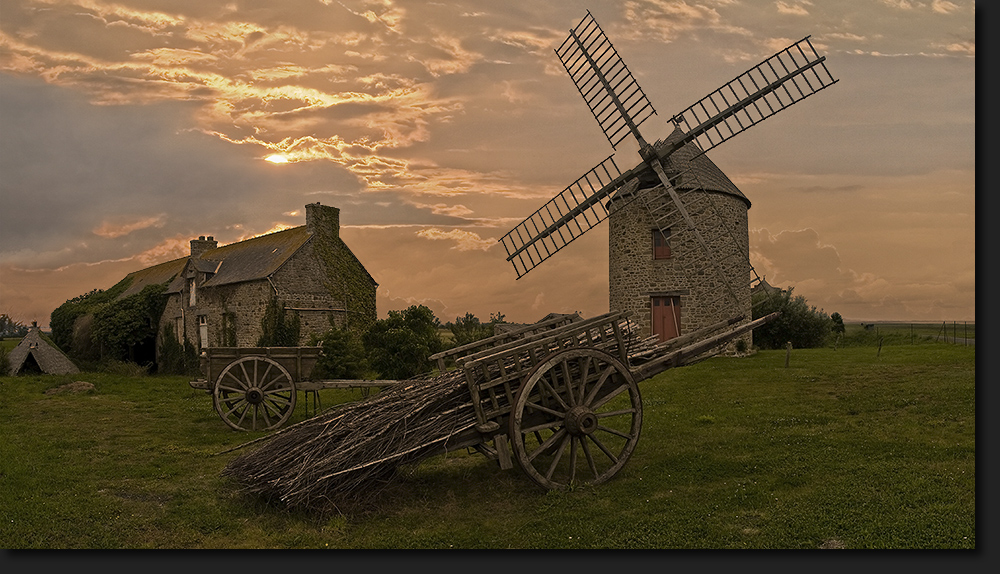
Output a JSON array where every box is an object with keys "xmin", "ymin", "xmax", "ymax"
[{"xmin": 785, "ymin": 341, "xmax": 792, "ymax": 368}]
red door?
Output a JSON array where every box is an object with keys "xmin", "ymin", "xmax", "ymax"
[{"xmin": 651, "ymin": 296, "xmax": 681, "ymax": 342}]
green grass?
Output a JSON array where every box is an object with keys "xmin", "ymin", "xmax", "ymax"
[{"xmin": 0, "ymin": 341, "xmax": 975, "ymax": 549}]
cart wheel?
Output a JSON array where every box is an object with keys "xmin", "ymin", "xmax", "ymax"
[
  {"xmin": 509, "ymin": 348, "xmax": 642, "ymax": 490},
  {"xmin": 212, "ymin": 356, "xmax": 297, "ymax": 431}
]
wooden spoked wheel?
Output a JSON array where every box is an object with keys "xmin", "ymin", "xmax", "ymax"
[
  {"xmin": 212, "ymin": 356, "xmax": 297, "ymax": 431},
  {"xmin": 509, "ymin": 348, "xmax": 642, "ymax": 490}
]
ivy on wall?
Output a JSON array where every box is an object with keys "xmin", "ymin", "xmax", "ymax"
[
  {"xmin": 309, "ymin": 209, "xmax": 377, "ymax": 335},
  {"xmin": 50, "ymin": 278, "xmax": 133, "ymax": 356},
  {"xmin": 91, "ymin": 283, "xmax": 169, "ymax": 362},
  {"xmin": 158, "ymin": 324, "xmax": 200, "ymax": 375},
  {"xmin": 257, "ymin": 296, "xmax": 301, "ymax": 347}
]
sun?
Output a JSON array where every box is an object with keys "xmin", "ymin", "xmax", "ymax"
[{"xmin": 265, "ymin": 154, "xmax": 289, "ymax": 164}]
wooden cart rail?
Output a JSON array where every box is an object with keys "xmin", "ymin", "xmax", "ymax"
[{"xmin": 428, "ymin": 312, "xmax": 581, "ymax": 372}]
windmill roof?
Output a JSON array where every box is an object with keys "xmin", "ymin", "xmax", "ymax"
[
  {"xmin": 7, "ymin": 326, "xmax": 80, "ymax": 375},
  {"xmin": 654, "ymin": 126, "xmax": 750, "ymax": 208}
]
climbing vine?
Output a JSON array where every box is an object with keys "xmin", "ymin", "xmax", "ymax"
[
  {"xmin": 50, "ymin": 278, "xmax": 133, "ymax": 356},
  {"xmin": 91, "ymin": 283, "xmax": 169, "ymax": 362},
  {"xmin": 257, "ymin": 296, "xmax": 301, "ymax": 347}
]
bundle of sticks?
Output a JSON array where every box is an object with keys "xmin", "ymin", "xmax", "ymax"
[{"xmin": 221, "ymin": 369, "xmax": 479, "ymax": 513}]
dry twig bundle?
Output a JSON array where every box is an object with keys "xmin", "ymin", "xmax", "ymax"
[{"xmin": 221, "ymin": 369, "xmax": 478, "ymax": 513}]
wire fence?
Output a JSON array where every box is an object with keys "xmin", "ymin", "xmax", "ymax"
[{"xmin": 851, "ymin": 321, "xmax": 975, "ymax": 346}]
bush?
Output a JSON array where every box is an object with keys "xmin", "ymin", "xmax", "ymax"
[
  {"xmin": 363, "ymin": 305, "xmax": 443, "ymax": 379},
  {"xmin": 0, "ymin": 345, "xmax": 9, "ymax": 376},
  {"xmin": 158, "ymin": 325, "xmax": 201, "ymax": 376},
  {"xmin": 310, "ymin": 324, "xmax": 370, "ymax": 380},
  {"xmin": 91, "ymin": 284, "xmax": 168, "ymax": 362},
  {"xmin": 752, "ymin": 287, "xmax": 833, "ymax": 349}
]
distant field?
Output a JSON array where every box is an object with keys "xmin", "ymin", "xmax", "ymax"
[
  {"xmin": 1, "ymin": 337, "xmax": 22, "ymax": 351},
  {"xmin": 843, "ymin": 321, "xmax": 975, "ymax": 345}
]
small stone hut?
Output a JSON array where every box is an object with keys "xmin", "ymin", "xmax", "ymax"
[
  {"xmin": 8, "ymin": 324, "xmax": 80, "ymax": 375},
  {"xmin": 609, "ymin": 127, "xmax": 752, "ymax": 351}
]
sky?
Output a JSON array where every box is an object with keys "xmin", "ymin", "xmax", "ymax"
[{"xmin": 0, "ymin": 0, "xmax": 976, "ymax": 329}]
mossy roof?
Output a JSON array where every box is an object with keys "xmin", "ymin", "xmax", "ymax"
[{"xmin": 118, "ymin": 257, "xmax": 187, "ymax": 299}]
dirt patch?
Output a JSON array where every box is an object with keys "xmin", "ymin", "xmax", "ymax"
[
  {"xmin": 44, "ymin": 381, "xmax": 96, "ymax": 395},
  {"xmin": 819, "ymin": 538, "xmax": 845, "ymax": 549}
]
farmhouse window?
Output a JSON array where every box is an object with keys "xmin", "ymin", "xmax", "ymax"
[
  {"xmin": 653, "ymin": 228, "xmax": 671, "ymax": 259},
  {"xmin": 198, "ymin": 315, "xmax": 208, "ymax": 349}
]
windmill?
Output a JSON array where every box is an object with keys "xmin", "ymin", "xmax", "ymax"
[{"xmin": 500, "ymin": 11, "xmax": 838, "ymax": 345}]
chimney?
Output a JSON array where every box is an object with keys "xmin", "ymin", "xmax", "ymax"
[
  {"xmin": 190, "ymin": 235, "xmax": 218, "ymax": 258},
  {"xmin": 305, "ymin": 203, "xmax": 340, "ymax": 237}
]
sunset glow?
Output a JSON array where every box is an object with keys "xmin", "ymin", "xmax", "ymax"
[{"xmin": 0, "ymin": 1, "xmax": 975, "ymax": 328}]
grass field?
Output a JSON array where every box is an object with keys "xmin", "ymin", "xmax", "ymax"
[{"xmin": 0, "ymin": 339, "xmax": 975, "ymax": 549}]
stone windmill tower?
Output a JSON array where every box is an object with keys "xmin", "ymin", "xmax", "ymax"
[{"xmin": 500, "ymin": 11, "xmax": 837, "ymax": 350}]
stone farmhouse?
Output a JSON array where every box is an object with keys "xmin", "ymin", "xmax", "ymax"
[
  {"xmin": 112, "ymin": 203, "xmax": 376, "ymax": 363},
  {"xmin": 609, "ymin": 127, "xmax": 753, "ymax": 351}
]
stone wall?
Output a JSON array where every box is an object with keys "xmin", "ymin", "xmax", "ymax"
[{"xmin": 609, "ymin": 186, "xmax": 753, "ymax": 353}]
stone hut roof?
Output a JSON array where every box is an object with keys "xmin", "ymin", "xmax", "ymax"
[{"xmin": 7, "ymin": 325, "xmax": 80, "ymax": 375}]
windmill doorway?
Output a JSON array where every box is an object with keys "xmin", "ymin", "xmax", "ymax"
[{"xmin": 652, "ymin": 296, "xmax": 681, "ymax": 342}]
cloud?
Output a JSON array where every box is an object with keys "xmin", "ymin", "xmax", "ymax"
[
  {"xmin": 92, "ymin": 214, "xmax": 166, "ymax": 238},
  {"xmin": 416, "ymin": 228, "xmax": 496, "ymax": 251},
  {"xmin": 775, "ymin": 1, "xmax": 811, "ymax": 16},
  {"xmin": 931, "ymin": 0, "xmax": 960, "ymax": 14}
]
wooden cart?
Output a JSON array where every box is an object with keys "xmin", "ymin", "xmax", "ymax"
[
  {"xmin": 210, "ymin": 310, "xmax": 776, "ymax": 491},
  {"xmin": 189, "ymin": 346, "xmax": 399, "ymax": 432},
  {"xmin": 417, "ymin": 309, "xmax": 778, "ymax": 490}
]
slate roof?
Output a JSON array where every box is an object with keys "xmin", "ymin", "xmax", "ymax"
[{"xmin": 201, "ymin": 227, "xmax": 312, "ymax": 288}]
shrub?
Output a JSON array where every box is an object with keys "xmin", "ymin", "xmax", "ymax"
[
  {"xmin": 363, "ymin": 305, "xmax": 443, "ymax": 379},
  {"xmin": 158, "ymin": 325, "xmax": 201, "ymax": 376},
  {"xmin": 310, "ymin": 324, "xmax": 370, "ymax": 380},
  {"xmin": 752, "ymin": 287, "xmax": 833, "ymax": 349}
]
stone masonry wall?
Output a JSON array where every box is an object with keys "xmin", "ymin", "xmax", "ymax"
[{"xmin": 609, "ymin": 187, "xmax": 753, "ymax": 353}]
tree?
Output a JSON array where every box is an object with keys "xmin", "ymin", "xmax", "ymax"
[
  {"xmin": 752, "ymin": 287, "xmax": 833, "ymax": 349},
  {"xmin": 0, "ymin": 314, "xmax": 28, "ymax": 338},
  {"xmin": 449, "ymin": 312, "xmax": 493, "ymax": 347},
  {"xmin": 310, "ymin": 324, "xmax": 369, "ymax": 380},
  {"xmin": 830, "ymin": 312, "xmax": 846, "ymax": 335},
  {"xmin": 363, "ymin": 305, "xmax": 443, "ymax": 379},
  {"xmin": 257, "ymin": 297, "xmax": 301, "ymax": 347}
]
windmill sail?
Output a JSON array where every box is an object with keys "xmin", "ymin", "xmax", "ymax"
[
  {"xmin": 663, "ymin": 36, "xmax": 837, "ymax": 159},
  {"xmin": 555, "ymin": 10, "xmax": 656, "ymax": 149},
  {"xmin": 500, "ymin": 155, "xmax": 629, "ymax": 279}
]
